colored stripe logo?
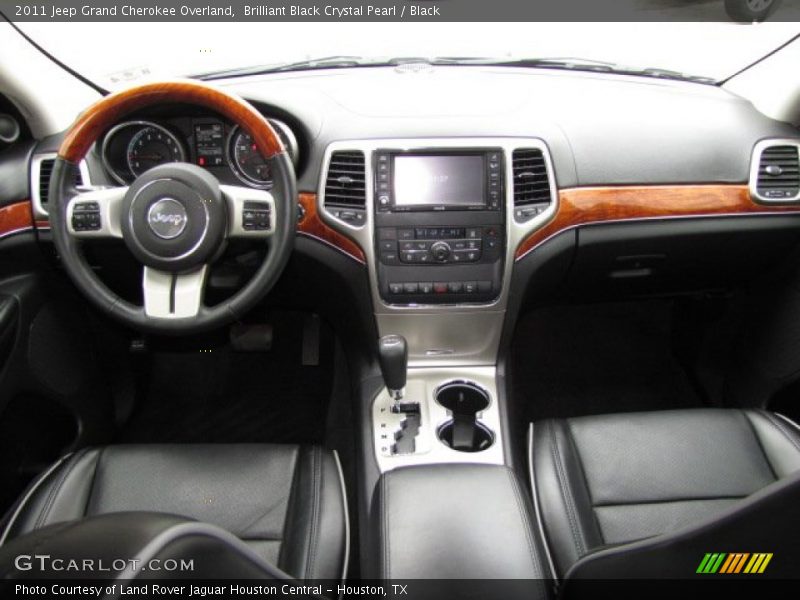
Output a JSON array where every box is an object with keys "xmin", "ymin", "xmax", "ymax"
[{"xmin": 696, "ymin": 553, "xmax": 773, "ymax": 574}]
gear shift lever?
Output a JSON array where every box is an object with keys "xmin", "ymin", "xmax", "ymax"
[{"xmin": 378, "ymin": 334, "xmax": 408, "ymax": 400}]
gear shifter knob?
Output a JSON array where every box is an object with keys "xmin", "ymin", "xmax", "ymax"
[{"xmin": 378, "ymin": 334, "xmax": 408, "ymax": 400}]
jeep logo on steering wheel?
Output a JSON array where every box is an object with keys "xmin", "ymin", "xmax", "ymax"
[{"xmin": 147, "ymin": 198, "xmax": 188, "ymax": 239}]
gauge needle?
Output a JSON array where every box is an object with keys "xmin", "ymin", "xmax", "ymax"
[{"xmin": 133, "ymin": 154, "xmax": 164, "ymax": 161}]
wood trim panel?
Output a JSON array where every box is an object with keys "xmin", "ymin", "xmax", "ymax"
[
  {"xmin": 515, "ymin": 185, "xmax": 800, "ymax": 260},
  {"xmin": 0, "ymin": 201, "xmax": 34, "ymax": 238},
  {"xmin": 297, "ymin": 192, "xmax": 365, "ymax": 263},
  {"xmin": 59, "ymin": 80, "xmax": 284, "ymax": 163}
]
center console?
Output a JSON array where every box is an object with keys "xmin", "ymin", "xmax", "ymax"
[{"xmin": 316, "ymin": 138, "xmax": 558, "ymax": 583}]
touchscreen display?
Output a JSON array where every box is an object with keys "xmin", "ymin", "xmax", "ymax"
[{"xmin": 393, "ymin": 154, "xmax": 485, "ymax": 208}]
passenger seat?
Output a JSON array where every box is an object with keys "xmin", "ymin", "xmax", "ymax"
[{"xmin": 529, "ymin": 408, "xmax": 800, "ymax": 579}]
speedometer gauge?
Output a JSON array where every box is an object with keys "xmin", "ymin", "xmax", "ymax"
[
  {"xmin": 231, "ymin": 129, "xmax": 272, "ymax": 186},
  {"xmin": 227, "ymin": 120, "xmax": 298, "ymax": 188},
  {"xmin": 127, "ymin": 125, "xmax": 185, "ymax": 177}
]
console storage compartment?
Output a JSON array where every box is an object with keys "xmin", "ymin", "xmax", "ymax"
[{"xmin": 373, "ymin": 463, "xmax": 551, "ymax": 595}]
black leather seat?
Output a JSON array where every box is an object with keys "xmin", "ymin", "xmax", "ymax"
[
  {"xmin": 530, "ymin": 408, "xmax": 800, "ymax": 579},
  {"xmin": 0, "ymin": 444, "xmax": 347, "ymax": 580}
]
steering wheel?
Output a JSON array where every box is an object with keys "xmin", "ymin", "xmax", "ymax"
[{"xmin": 48, "ymin": 81, "xmax": 296, "ymax": 334}]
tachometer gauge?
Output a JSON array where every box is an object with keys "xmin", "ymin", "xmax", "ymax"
[{"xmin": 127, "ymin": 124, "xmax": 185, "ymax": 177}]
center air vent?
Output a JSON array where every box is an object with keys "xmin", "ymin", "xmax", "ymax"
[
  {"xmin": 512, "ymin": 148, "xmax": 552, "ymax": 221},
  {"xmin": 323, "ymin": 150, "xmax": 366, "ymax": 225},
  {"xmin": 756, "ymin": 145, "xmax": 799, "ymax": 201}
]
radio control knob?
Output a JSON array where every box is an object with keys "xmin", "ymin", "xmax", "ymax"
[{"xmin": 430, "ymin": 241, "xmax": 451, "ymax": 262}]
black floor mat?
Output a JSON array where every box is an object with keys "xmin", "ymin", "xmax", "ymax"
[
  {"xmin": 513, "ymin": 300, "xmax": 705, "ymax": 422},
  {"xmin": 117, "ymin": 313, "xmax": 334, "ymax": 444}
]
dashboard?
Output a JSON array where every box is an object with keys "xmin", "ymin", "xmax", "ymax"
[
  {"xmin": 4, "ymin": 64, "xmax": 800, "ymax": 365},
  {"xmin": 99, "ymin": 114, "xmax": 299, "ymax": 189}
]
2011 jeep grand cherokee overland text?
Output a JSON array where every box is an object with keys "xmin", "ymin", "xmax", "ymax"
[{"xmin": 0, "ymin": 11, "xmax": 799, "ymax": 600}]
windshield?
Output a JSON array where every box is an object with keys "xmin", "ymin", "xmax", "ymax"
[{"xmin": 15, "ymin": 22, "xmax": 800, "ymax": 90}]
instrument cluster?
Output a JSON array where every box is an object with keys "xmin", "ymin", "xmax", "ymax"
[{"xmin": 100, "ymin": 115, "xmax": 299, "ymax": 189}]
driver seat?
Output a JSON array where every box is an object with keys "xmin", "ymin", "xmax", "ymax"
[{"xmin": 0, "ymin": 444, "xmax": 347, "ymax": 580}]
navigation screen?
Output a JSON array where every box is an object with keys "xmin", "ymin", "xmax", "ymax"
[{"xmin": 393, "ymin": 154, "xmax": 485, "ymax": 208}]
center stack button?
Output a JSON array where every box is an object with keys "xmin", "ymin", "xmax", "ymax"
[{"xmin": 430, "ymin": 241, "xmax": 452, "ymax": 262}]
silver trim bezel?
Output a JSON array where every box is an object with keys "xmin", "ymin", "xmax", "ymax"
[
  {"xmin": 749, "ymin": 139, "xmax": 800, "ymax": 204},
  {"xmin": 371, "ymin": 366, "xmax": 504, "ymax": 472},
  {"xmin": 316, "ymin": 138, "xmax": 557, "ymax": 315},
  {"xmin": 30, "ymin": 153, "xmax": 92, "ymax": 219}
]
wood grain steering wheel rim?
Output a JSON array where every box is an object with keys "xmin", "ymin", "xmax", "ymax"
[
  {"xmin": 59, "ymin": 80, "xmax": 284, "ymax": 162},
  {"xmin": 49, "ymin": 80, "xmax": 297, "ymax": 335}
]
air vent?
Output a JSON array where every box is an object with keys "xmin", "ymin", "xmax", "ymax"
[
  {"xmin": 512, "ymin": 148, "xmax": 552, "ymax": 220},
  {"xmin": 756, "ymin": 145, "xmax": 799, "ymax": 200},
  {"xmin": 324, "ymin": 150, "xmax": 366, "ymax": 208},
  {"xmin": 38, "ymin": 158, "xmax": 84, "ymax": 207}
]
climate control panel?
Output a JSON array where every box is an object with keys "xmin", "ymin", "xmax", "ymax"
[
  {"xmin": 377, "ymin": 226, "xmax": 503, "ymax": 266},
  {"xmin": 375, "ymin": 224, "xmax": 504, "ymax": 304}
]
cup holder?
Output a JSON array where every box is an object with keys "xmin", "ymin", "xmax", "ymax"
[{"xmin": 435, "ymin": 381, "xmax": 494, "ymax": 453}]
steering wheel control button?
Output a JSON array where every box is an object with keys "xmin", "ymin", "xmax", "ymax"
[
  {"xmin": 147, "ymin": 198, "xmax": 188, "ymax": 239},
  {"xmin": 72, "ymin": 201, "xmax": 102, "ymax": 231},
  {"xmin": 242, "ymin": 201, "xmax": 271, "ymax": 231}
]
